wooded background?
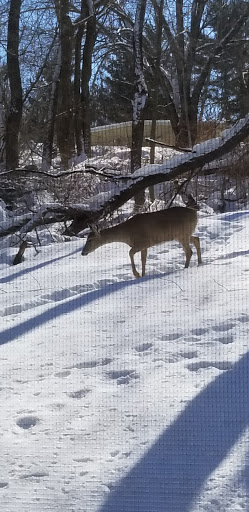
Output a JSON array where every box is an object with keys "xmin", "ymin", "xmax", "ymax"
[
  {"xmin": 1, "ymin": 0, "xmax": 248, "ymax": 169},
  {"xmin": 1, "ymin": 0, "xmax": 249, "ymax": 245}
]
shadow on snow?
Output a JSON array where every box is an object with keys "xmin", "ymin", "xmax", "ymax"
[
  {"xmin": 0, "ymin": 272, "xmax": 161, "ymax": 345},
  {"xmin": 0, "ymin": 248, "xmax": 80, "ymax": 284},
  {"xmin": 1, "ymin": 257, "xmax": 248, "ymax": 510},
  {"xmin": 99, "ymin": 348, "xmax": 249, "ymax": 512}
]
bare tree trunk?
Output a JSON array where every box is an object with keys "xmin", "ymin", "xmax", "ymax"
[
  {"xmin": 6, "ymin": 0, "xmax": 22, "ymax": 171},
  {"xmin": 81, "ymin": 0, "xmax": 96, "ymax": 158},
  {"xmin": 0, "ymin": 81, "xmax": 5, "ymax": 164},
  {"xmin": 74, "ymin": 3, "xmax": 84, "ymax": 157},
  {"xmin": 42, "ymin": 46, "xmax": 61, "ymax": 171},
  {"xmin": 176, "ymin": 106, "xmax": 198, "ymax": 148},
  {"xmin": 149, "ymin": 0, "xmax": 164, "ymax": 201},
  {"xmin": 131, "ymin": 0, "xmax": 148, "ymax": 210},
  {"xmin": 55, "ymin": 0, "xmax": 74, "ymax": 169},
  {"xmin": 152, "ymin": 0, "xmax": 249, "ymax": 148}
]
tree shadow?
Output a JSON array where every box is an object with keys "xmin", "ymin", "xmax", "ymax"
[
  {"xmin": 0, "ymin": 248, "xmax": 80, "ymax": 284},
  {"xmin": 99, "ymin": 349, "xmax": 249, "ymax": 512},
  {"xmin": 0, "ymin": 272, "xmax": 162, "ymax": 345},
  {"xmin": 220, "ymin": 211, "xmax": 249, "ymax": 222},
  {"xmin": 216, "ymin": 249, "xmax": 249, "ymax": 261}
]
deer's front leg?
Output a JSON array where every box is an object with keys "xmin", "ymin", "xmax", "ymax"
[{"xmin": 129, "ymin": 248, "xmax": 141, "ymax": 278}]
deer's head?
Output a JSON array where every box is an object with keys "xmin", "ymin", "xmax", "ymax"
[{"xmin": 82, "ymin": 225, "xmax": 101, "ymax": 255}]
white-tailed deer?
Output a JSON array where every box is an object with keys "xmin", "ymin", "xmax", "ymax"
[{"xmin": 82, "ymin": 207, "xmax": 202, "ymax": 278}]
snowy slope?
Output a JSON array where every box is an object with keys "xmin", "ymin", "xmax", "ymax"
[{"xmin": 0, "ymin": 210, "xmax": 249, "ymax": 511}]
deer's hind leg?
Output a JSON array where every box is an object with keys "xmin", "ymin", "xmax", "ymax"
[
  {"xmin": 190, "ymin": 236, "xmax": 202, "ymax": 264},
  {"xmin": 180, "ymin": 239, "xmax": 193, "ymax": 268},
  {"xmin": 129, "ymin": 248, "xmax": 141, "ymax": 278}
]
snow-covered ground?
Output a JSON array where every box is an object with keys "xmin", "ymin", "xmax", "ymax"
[{"xmin": 1, "ymin": 208, "xmax": 249, "ymax": 511}]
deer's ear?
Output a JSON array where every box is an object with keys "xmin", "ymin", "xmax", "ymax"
[{"xmin": 88, "ymin": 223, "xmax": 100, "ymax": 235}]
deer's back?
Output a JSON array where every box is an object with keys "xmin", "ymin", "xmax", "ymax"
[{"xmin": 125, "ymin": 207, "xmax": 197, "ymax": 249}]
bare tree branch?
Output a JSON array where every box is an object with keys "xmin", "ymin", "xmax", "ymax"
[
  {"xmin": 1, "ymin": 114, "xmax": 249, "ymax": 241},
  {"xmin": 0, "ymin": 165, "xmax": 110, "ymax": 179}
]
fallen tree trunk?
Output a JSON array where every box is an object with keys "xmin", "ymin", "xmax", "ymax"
[
  {"xmin": 69, "ymin": 115, "xmax": 249, "ymax": 233},
  {"xmin": 1, "ymin": 114, "xmax": 249, "ymax": 244}
]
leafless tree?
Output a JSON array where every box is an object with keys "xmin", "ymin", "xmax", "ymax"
[
  {"xmin": 54, "ymin": 0, "xmax": 74, "ymax": 169},
  {"xmin": 153, "ymin": 0, "xmax": 249, "ymax": 147},
  {"xmin": 6, "ymin": 0, "xmax": 22, "ymax": 170},
  {"xmin": 131, "ymin": 0, "xmax": 148, "ymax": 209},
  {"xmin": 2, "ymin": 114, "xmax": 249, "ymax": 253}
]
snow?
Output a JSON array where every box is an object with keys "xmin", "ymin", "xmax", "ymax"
[
  {"xmin": 1, "ymin": 208, "xmax": 249, "ymax": 511},
  {"xmin": 131, "ymin": 114, "xmax": 249, "ymax": 179}
]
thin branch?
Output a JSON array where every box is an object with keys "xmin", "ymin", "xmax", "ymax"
[
  {"xmin": 1, "ymin": 115, "xmax": 249, "ymax": 240},
  {"xmin": 167, "ymin": 168, "xmax": 201, "ymax": 208},
  {"xmin": 192, "ymin": 3, "xmax": 249, "ymax": 105},
  {"xmin": 0, "ymin": 165, "xmax": 110, "ymax": 179},
  {"xmin": 145, "ymin": 137, "xmax": 196, "ymax": 152},
  {"xmin": 23, "ymin": 28, "xmax": 59, "ymax": 104},
  {"xmin": 72, "ymin": 14, "xmax": 93, "ymax": 27}
]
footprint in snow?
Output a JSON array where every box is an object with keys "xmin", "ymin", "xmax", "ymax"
[
  {"xmin": 238, "ymin": 314, "xmax": 249, "ymax": 323},
  {"xmin": 70, "ymin": 283, "xmax": 96, "ymax": 294},
  {"xmin": 179, "ymin": 350, "xmax": 198, "ymax": 359},
  {"xmin": 216, "ymin": 335, "xmax": 234, "ymax": 345},
  {"xmin": 154, "ymin": 350, "xmax": 197, "ymax": 364},
  {"xmin": 42, "ymin": 283, "xmax": 97, "ymax": 303},
  {"xmin": 73, "ymin": 457, "xmax": 93, "ymax": 463},
  {"xmin": 19, "ymin": 471, "xmax": 49, "ymax": 480},
  {"xmin": 68, "ymin": 389, "xmax": 91, "ymax": 399},
  {"xmin": 1, "ymin": 280, "xmax": 113, "ymax": 318},
  {"xmin": 191, "ymin": 328, "xmax": 209, "ymax": 336},
  {"xmin": 110, "ymin": 450, "xmax": 120, "ymax": 458},
  {"xmin": 71, "ymin": 358, "xmax": 113, "ymax": 370},
  {"xmin": 79, "ymin": 471, "xmax": 89, "ymax": 477},
  {"xmin": 135, "ymin": 342, "xmax": 153, "ymax": 353},
  {"xmin": 159, "ymin": 333, "xmax": 182, "ymax": 341},
  {"xmin": 42, "ymin": 289, "xmax": 73, "ymax": 302},
  {"xmin": 1, "ymin": 300, "xmax": 46, "ymax": 317},
  {"xmin": 97, "ymin": 278, "xmax": 118, "ymax": 287},
  {"xmin": 212, "ymin": 323, "xmax": 236, "ymax": 332},
  {"xmin": 187, "ymin": 361, "xmax": 233, "ymax": 372},
  {"xmin": 0, "ymin": 482, "xmax": 8, "ymax": 488},
  {"xmin": 16, "ymin": 415, "xmax": 40, "ymax": 429},
  {"xmin": 107, "ymin": 370, "xmax": 139, "ymax": 385},
  {"xmin": 54, "ymin": 370, "xmax": 71, "ymax": 378},
  {"xmin": 49, "ymin": 402, "xmax": 66, "ymax": 410}
]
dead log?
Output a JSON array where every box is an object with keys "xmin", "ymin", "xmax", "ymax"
[{"xmin": 13, "ymin": 241, "xmax": 29, "ymax": 265}]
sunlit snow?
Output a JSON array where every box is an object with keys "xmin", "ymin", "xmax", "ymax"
[{"xmin": 0, "ymin": 208, "xmax": 249, "ymax": 511}]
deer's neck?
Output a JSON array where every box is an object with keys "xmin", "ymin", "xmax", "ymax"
[{"xmin": 101, "ymin": 224, "xmax": 128, "ymax": 245}]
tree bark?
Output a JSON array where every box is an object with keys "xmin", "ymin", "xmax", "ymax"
[
  {"xmin": 6, "ymin": 0, "xmax": 22, "ymax": 171},
  {"xmin": 149, "ymin": 0, "xmax": 164, "ymax": 201},
  {"xmin": 74, "ymin": 2, "xmax": 85, "ymax": 157},
  {"xmin": 55, "ymin": 0, "xmax": 74, "ymax": 169},
  {"xmin": 131, "ymin": 0, "xmax": 148, "ymax": 210},
  {"xmin": 42, "ymin": 46, "xmax": 61, "ymax": 171},
  {"xmin": 81, "ymin": 0, "xmax": 96, "ymax": 158}
]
